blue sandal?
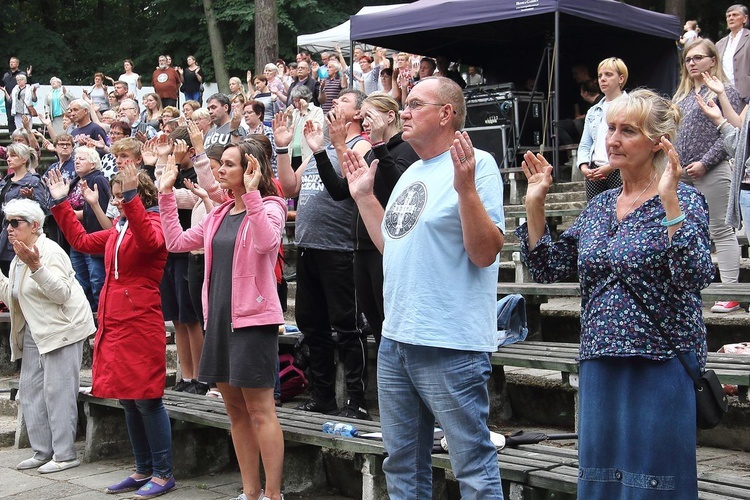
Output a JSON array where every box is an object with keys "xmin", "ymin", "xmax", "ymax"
[
  {"xmin": 106, "ymin": 475, "xmax": 151, "ymax": 493},
  {"xmin": 135, "ymin": 477, "xmax": 176, "ymax": 497}
]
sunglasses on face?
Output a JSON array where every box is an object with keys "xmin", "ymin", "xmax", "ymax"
[{"xmin": 4, "ymin": 218, "xmax": 26, "ymax": 229}]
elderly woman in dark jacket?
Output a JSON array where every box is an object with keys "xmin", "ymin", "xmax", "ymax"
[{"xmin": 0, "ymin": 143, "xmax": 50, "ymax": 276}]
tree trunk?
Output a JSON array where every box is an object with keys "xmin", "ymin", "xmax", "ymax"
[
  {"xmin": 255, "ymin": 0, "xmax": 278, "ymax": 75},
  {"xmin": 664, "ymin": 0, "xmax": 686, "ymax": 23},
  {"xmin": 203, "ymin": 0, "xmax": 229, "ymax": 93}
]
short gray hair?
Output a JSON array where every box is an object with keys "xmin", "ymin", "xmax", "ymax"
[
  {"xmin": 3, "ymin": 198, "xmax": 45, "ymax": 235},
  {"xmin": 74, "ymin": 146, "xmax": 103, "ymax": 170},
  {"xmin": 727, "ymin": 4, "xmax": 749, "ymax": 17},
  {"xmin": 264, "ymin": 63, "xmax": 278, "ymax": 75},
  {"xmin": 50, "ymin": 77, "xmax": 62, "ymax": 86},
  {"xmin": 120, "ymin": 98, "xmax": 139, "ymax": 113},
  {"xmin": 291, "ymin": 85, "xmax": 313, "ymax": 102},
  {"xmin": 70, "ymin": 99, "xmax": 93, "ymax": 120}
]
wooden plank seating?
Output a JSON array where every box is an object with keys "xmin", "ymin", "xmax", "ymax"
[
  {"xmin": 497, "ymin": 281, "xmax": 750, "ymax": 304},
  {"xmin": 493, "ymin": 341, "xmax": 750, "ymax": 403}
]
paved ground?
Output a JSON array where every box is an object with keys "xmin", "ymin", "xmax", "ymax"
[{"xmin": 0, "ymin": 442, "xmax": 353, "ymax": 499}]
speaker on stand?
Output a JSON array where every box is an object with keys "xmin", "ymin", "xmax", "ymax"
[{"xmin": 463, "ymin": 85, "xmax": 517, "ymax": 169}]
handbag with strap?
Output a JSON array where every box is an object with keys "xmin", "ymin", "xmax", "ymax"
[
  {"xmin": 619, "ymin": 278, "xmax": 728, "ymax": 429},
  {"xmin": 25, "ymin": 102, "xmax": 38, "ymax": 117}
]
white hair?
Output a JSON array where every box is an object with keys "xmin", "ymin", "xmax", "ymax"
[
  {"xmin": 4, "ymin": 198, "xmax": 45, "ymax": 235},
  {"xmin": 74, "ymin": 146, "xmax": 103, "ymax": 171},
  {"xmin": 50, "ymin": 77, "xmax": 62, "ymax": 86},
  {"xmin": 264, "ymin": 63, "xmax": 278, "ymax": 75}
]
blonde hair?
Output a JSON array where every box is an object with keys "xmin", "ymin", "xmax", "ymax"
[
  {"xmin": 191, "ymin": 108, "xmax": 209, "ymax": 121},
  {"xmin": 110, "ymin": 137, "xmax": 142, "ymax": 159},
  {"xmin": 363, "ymin": 92, "xmax": 403, "ymax": 131},
  {"xmin": 162, "ymin": 106, "xmax": 180, "ymax": 118},
  {"xmin": 598, "ymin": 57, "xmax": 629, "ymax": 89},
  {"xmin": 674, "ymin": 38, "xmax": 726, "ymax": 103},
  {"xmin": 608, "ymin": 88, "xmax": 681, "ymax": 172}
]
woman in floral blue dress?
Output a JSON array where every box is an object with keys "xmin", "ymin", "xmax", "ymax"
[{"xmin": 518, "ymin": 89, "xmax": 714, "ymax": 499}]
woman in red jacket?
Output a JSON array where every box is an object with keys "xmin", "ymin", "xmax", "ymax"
[
  {"xmin": 159, "ymin": 140, "xmax": 286, "ymax": 500},
  {"xmin": 46, "ymin": 159, "xmax": 175, "ymax": 498}
]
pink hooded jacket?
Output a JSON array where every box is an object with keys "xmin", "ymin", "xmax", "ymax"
[{"xmin": 159, "ymin": 190, "xmax": 287, "ymax": 330}]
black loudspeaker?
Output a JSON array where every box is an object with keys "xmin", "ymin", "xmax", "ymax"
[
  {"xmin": 465, "ymin": 125, "xmax": 511, "ymax": 169},
  {"xmin": 515, "ymin": 92, "xmax": 546, "ymax": 148},
  {"xmin": 465, "ymin": 91, "xmax": 514, "ymax": 128}
]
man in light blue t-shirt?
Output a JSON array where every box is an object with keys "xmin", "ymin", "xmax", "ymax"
[{"xmin": 347, "ymin": 77, "xmax": 506, "ymax": 499}]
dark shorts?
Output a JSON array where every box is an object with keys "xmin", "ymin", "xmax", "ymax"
[{"xmin": 160, "ymin": 253, "xmax": 200, "ymax": 323}]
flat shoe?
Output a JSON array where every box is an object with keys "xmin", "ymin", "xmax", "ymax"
[
  {"xmin": 17, "ymin": 456, "xmax": 50, "ymax": 470},
  {"xmin": 135, "ymin": 477, "xmax": 176, "ymax": 497},
  {"xmin": 38, "ymin": 459, "xmax": 80, "ymax": 473},
  {"xmin": 106, "ymin": 475, "xmax": 151, "ymax": 494}
]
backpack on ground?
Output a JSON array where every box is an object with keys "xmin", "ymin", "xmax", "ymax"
[{"xmin": 279, "ymin": 353, "xmax": 307, "ymax": 401}]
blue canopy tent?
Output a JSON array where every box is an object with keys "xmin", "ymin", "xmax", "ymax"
[{"xmin": 350, "ymin": 0, "xmax": 681, "ymax": 175}]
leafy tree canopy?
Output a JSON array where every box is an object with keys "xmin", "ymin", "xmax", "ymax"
[{"xmin": 1, "ymin": 0, "xmax": 731, "ymax": 85}]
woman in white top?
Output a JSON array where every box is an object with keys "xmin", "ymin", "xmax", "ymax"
[
  {"xmin": 576, "ymin": 57, "xmax": 629, "ymax": 200},
  {"xmin": 118, "ymin": 59, "xmax": 142, "ymax": 99}
]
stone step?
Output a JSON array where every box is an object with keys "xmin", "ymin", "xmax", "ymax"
[
  {"xmin": 547, "ymin": 181, "xmax": 585, "ymax": 194},
  {"xmin": 543, "ymin": 190, "xmax": 587, "ymax": 204},
  {"xmin": 538, "ymin": 297, "xmax": 750, "ymax": 351}
]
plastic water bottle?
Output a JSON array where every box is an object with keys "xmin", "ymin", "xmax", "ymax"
[{"xmin": 322, "ymin": 421, "xmax": 359, "ymax": 437}]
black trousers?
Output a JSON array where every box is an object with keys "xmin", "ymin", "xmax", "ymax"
[
  {"xmin": 5, "ymin": 102, "xmax": 16, "ymax": 134},
  {"xmin": 295, "ymin": 247, "xmax": 367, "ymax": 406},
  {"xmin": 353, "ymin": 249, "xmax": 384, "ymax": 346},
  {"xmin": 187, "ymin": 253, "xmax": 205, "ymax": 328}
]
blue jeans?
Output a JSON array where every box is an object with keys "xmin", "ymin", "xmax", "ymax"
[
  {"xmin": 119, "ymin": 398, "xmax": 173, "ymax": 479},
  {"xmin": 740, "ymin": 189, "xmax": 750, "ymax": 240},
  {"xmin": 70, "ymin": 249, "xmax": 104, "ymax": 311},
  {"xmin": 183, "ymin": 91, "xmax": 201, "ymax": 103},
  {"xmin": 377, "ymin": 337, "xmax": 503, "ymax": 499}
]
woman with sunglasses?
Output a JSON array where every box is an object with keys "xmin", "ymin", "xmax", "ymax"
[
  {"xmin": 3, "ymin": 198, "xmax": 95, "ymax": 474},
  {"xmin": 158, "ymin": 141, "xmax": 286, "ymax": 500},
  {"xmin": 47, "ymin": 161, "xmax": 175, "ymax": 498},
  {"xmin": 674, "ymin": 38, "xmax": 745, "ymax": 314}
]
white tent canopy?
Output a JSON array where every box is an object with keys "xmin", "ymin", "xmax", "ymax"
[{"xmin": 297, "ymin": 4, "xmax": 406, "ymax": 56}]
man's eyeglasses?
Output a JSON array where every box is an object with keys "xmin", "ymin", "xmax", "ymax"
[
  {"xmin": 403, "ymin": 100, "xmax": 456, "ymax": 114},
  {"xmin": 684, "ymin": 54, "xmax": 711, "ymax": 65},
  {"xmin": 120, "ymin": 107, "xmax": 138, "ymax": 111},
  {"xmin": 404, "ymin": 100, "xmax": 445, "ymax": 111},
  {"xmin": 4, "ymin": 218, "xmax": 27, "ymax": 229},
  {"xmin": 56, "ymin": 143, "xmax": 73, "ymax": 147}
]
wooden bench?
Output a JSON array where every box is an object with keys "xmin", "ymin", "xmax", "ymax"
[
  {"xmin": 493, "ymin": 341, "xmax": 750, "ymax": 403},
  {"xmin": 11, "ymin": 382, "xmax": 750, "ymax": 498},
  {"xmin": 497, "ymin": 279, "xmax": 750, "ymax": 338}
]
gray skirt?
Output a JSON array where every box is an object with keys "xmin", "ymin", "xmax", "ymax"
[{"xmin": 199, "ymin": 324, "xmax": 278, "ymax": 388}]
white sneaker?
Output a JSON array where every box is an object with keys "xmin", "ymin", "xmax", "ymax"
[
  {"xmin": 16, "ymin": 456, "xmax": 50, "ymax": 470},
  {"xmin": 38, "ymin": 459, "xmax": 81, "ymax": 474}
]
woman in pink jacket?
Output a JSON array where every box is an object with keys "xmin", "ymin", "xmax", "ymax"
[{"xmin": 158, "ymin": 140, "xmax": 286, "ymax": 500}]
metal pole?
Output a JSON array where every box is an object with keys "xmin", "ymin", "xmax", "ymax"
[{"xmin": 553, "ymin": 11, "xmax": 560, "ymax": 180}]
